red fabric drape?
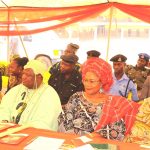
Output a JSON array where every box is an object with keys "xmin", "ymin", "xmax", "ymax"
[
  {"xmin": 0, "ymin": 3, "xmax": 110, "ymax": 35},
  {"xmin": 0, "ymin": 2, "xmax": 150, "ymax": 36},
  {"xmin": 115, "ymin": 3, "xmax": 150, "ymax": 24}
]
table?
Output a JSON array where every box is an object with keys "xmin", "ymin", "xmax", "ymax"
[{"xmin": 0, "ymin": 127, "xmax": 147, "ymax": 150}]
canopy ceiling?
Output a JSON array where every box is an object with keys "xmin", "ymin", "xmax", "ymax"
[
  {"xmin": 0, "ymin": 0, "xmax": 149, "ymax": 62},
  {"xmin": 0, "ymin": 0, "xmax": 150, "ymax": 7},
  {"xmin": 0, "ymin": 0, "xmax": 150, "ymax": 36}
]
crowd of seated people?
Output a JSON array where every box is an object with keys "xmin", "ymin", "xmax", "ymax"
[{"xmin": 0, "ymin": 44, "xmax": 149, "ymax": 143}]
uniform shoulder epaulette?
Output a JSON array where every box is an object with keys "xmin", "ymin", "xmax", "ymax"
[
  {"xmin": 125, "ymin": 65, "xmax": 134, "ymax": 73},
  {"xmin": 127, "ymin": 65, "xmax": 134, "ymax": 69},
  {"xmin": 145, "ymin": 68, "xmax": 150, "ymax": 75}
]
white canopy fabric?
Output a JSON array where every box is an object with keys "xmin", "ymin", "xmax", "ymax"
[
  {"xmin": 0, "ymin": 0, "xmax": 149, "ymax": 63},
  {"xmin": 0, "ymin": 0, "xmax": 150, "ymax": 7}
]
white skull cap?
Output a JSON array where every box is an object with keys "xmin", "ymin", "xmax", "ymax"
[{"xmin": 24, "ymin": 59, "xmax": 47, "ymax": 76}]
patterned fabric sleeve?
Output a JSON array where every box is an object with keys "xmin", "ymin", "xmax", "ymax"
[
  {"xmin": 58, "ymin": 92, "xmax": 101, "ymax": 135},
  {"xmin": 58, "ymin": 93, "xmax": 80, "ymax": 134}
]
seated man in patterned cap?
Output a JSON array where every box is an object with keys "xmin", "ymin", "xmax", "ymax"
[
  {"xmin": 125, "ymin": 53, "xmax": 150, "ymax": 97},
  {"xmin": 87, "ymin": 50, "xmax": 101, "ymax": 59},
  {"xmin": 48, "ymin": 54, "xmax": 84, "ymax": 105},
  {"xmin": 50, "ymin": 43, "xmax": 80, "ymax": 75},
  {"xmin": 0, "ymin": 60, "xmax": 62, "ymax": 131},
  {"xmin": 108, "ymin": 54, "xmax": 138, "ymax": 101}
]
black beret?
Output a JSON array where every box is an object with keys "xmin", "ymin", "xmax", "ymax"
[
  {"xmin": 110, "ymin": 54, "xmax": 127, "ymax": 62},
  {"xmin": 60, "ymin": 54, "xmax": 79, "ymax": 64},
  {"xmin": 87, "ymin": 50, "xmax": 101, "ymax": 57},
  {"xmin": 138, "ymin": 53, "xmax": 150, "ymax": 61}
]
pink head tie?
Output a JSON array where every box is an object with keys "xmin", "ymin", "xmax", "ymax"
[{"xmin": 81, "ymin": 57, "xmax": 113, "ymax": 92}]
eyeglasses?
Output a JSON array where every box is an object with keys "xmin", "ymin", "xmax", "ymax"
[{"xmin": 83, "ymin": 79, "xmax": 100, "ymax": 85}]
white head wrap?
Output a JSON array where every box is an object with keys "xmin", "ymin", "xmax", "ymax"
[{"xmin": 24, "ymin": 59, "xmax": 47, "ymax": 76}]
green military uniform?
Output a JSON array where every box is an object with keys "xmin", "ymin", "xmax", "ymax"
[
  {"xmin": 125, "ymin": 65, "xmax": 150, "ymax": 90},
  {"xmin": 125, "ymin": 53, "xmax": 150, "ymax": 91}
]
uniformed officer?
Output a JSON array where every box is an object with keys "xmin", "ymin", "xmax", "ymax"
[
  {"xmin": 108, "ymin": 54, "xmax": 139, "ymax": 101},
  {"xmin": 147, "ymin": 61, "xmax": 150, "ymax": 68},
  {"xmin": 110, "ymin": 54, "xmax": 127, "ymax": 62},
  {"xmin": 125, "ymin": 53, "xmax": 150, "ymax": 96},
  {"xmin": 87, "ymin": 50, "xmax": 101, "ymax": 59},
  {"xmin": 48, "ymin": 54, "xmax": 84, "ymax": 105}
]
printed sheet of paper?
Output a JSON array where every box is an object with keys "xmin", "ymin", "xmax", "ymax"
[
  {"xmin": 77, "ymin": 136, "xmax": 92, "ymax": 143},
  {"xmin": 24, "ymin": 136, "xmax": 65, "ymax": 150},
  {"xmin": 70, "ymin": 144, "xmax": 94, "ymax": 150}
]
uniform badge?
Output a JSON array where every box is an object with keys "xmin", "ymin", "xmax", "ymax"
[
  {"xmin": 118, "ymin": 57, "xmax": 122, "ymax": 62},
  {"xmin": 141, "ymin": 55, "xmax": 144, "ymax": 59}
]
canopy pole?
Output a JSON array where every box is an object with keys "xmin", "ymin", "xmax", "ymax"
[
  {"xmin": 106, "ymin": 6, "xmax": 113, "ymax": 62},
  {"xmin": 7, "ymin": 21, "xmax": 10, "ymax": 61},
  {"xmin": 14, "ymin": 21, "xmax": 29, "ymax": 58}
]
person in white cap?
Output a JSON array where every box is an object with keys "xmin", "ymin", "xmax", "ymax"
[{"xmin": 0, "ymin": 60, "xmax": 62, "ymax": 131}]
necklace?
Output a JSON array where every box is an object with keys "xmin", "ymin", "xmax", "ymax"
[
  {"xmin": 82, "ymin": 91, "xmax": 107, "ymax": 105},
  {"xmin": 82, "ymin": 92, "xmax": 99, "ymax": 105}
]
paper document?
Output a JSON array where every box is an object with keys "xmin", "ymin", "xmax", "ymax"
[
  {"xmin": 24, "ymin": 136, "xmax": 65, "ymax": 150},
  {"xmin": 140, "ymin": 145, "xmax": 150, "ymax": 149},
  {"xmin": 71, "ymin": 144, "xmax": 94, "ymax": 150},
  {"xmin": 77, "ymin": 136, "xmax": 92, "ymax": 143}
]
